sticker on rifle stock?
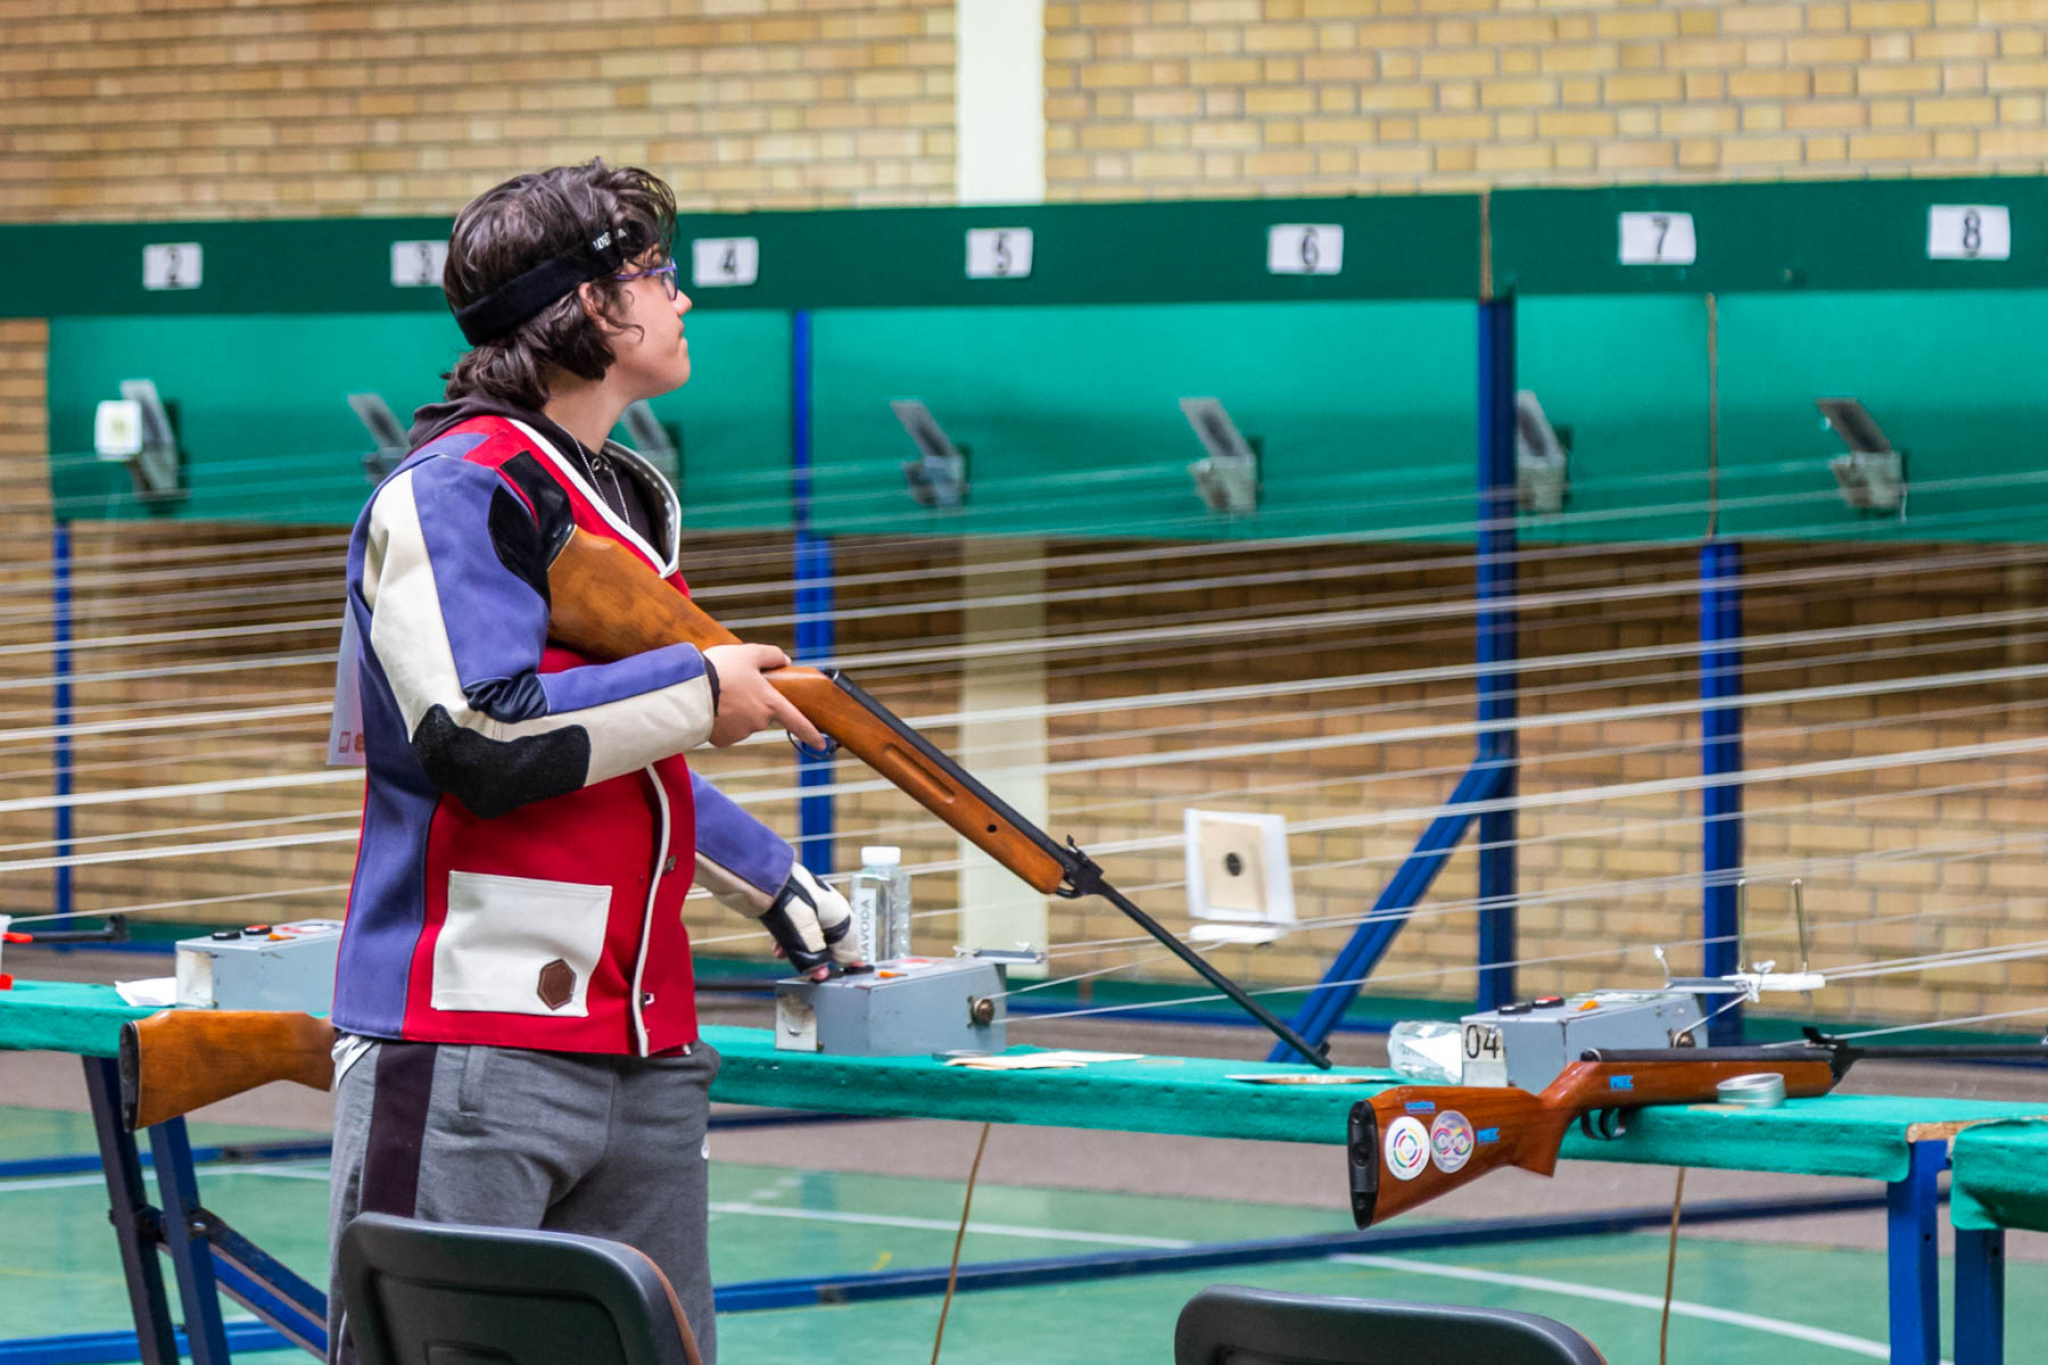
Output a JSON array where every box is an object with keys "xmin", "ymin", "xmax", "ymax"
[
  {"xmin": 1384, "ymin": 1116, "xmax": 1429, "ymax": 1181},
  {"xmin": 1429, "ymin": 1110, "xmax": 1476, "ymax": 1173},
  {"xmin": 1610, "ymin": 1075, "xmax": 1635, "ymax": 1091}
]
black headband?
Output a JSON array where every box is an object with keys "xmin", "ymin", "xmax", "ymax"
[{"xmin": 452, "ymin": 227, "xmax": 633, "ymax": 347}]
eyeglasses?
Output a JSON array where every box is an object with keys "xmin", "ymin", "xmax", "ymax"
[{"xmin": 615, "ymin": 259, "xmax": 679, "ymax": 299}]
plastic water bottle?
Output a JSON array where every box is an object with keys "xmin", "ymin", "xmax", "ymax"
[
  {"xmin": 1386, "ymin": 1020, "xmax": 1464, "ymax": 1084},
  {"xmin": 852, "ymin": 846, "xmax": 911, "ymax": 963}
]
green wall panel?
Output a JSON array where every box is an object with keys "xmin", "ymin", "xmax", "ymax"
[
  {"xmin": 1515, "ymin": 296, "xmax": 1713, "ymax": 545},
  {"xmin": 48, "ymin": 314, "xmax": 467, "ymax": 525},
  {"xmin": 806, "ymin": 302, "xmax": 1476, "ymax": 543},
  {"xmin": 1496, "ymin": 178, "xmax": 2048, "ymax": 296},
  {"xmin": 1716, "ymin": 290, "xmax": 2048, "ymax": 543},
  {"xmin": 648, "ymin": 310, "xmax": 793, "ymax": 532},
  {"xmin": 47, "ymin": 312, "xmax": 792, "ymax": 530}
]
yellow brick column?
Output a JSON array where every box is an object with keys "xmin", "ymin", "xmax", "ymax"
[
  {"xmin": 953, "ymin": 0, "xmax": 1051, "ymax": 967},
  {"xmin": 957, "ymin": 538, "xmax": 1052, "ymax": 968}
]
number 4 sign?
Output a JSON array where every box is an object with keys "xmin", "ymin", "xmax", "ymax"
[{"xmin": 691, "ymin": 236, "xmax": 760, "ymax": 288}]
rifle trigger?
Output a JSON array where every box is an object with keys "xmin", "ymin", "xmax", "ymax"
[
  {"xmin": 787, "ymin": 733, "xmax": 839, "ymax": 760},
  {"xmin": 1579, "ymin": 1109, "xmax": 1628, "ymax": 1142}
]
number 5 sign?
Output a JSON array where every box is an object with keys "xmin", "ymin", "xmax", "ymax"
[{"xmin": 1267, "ymin": 223, "xmax": 1344, "ymax": 276}]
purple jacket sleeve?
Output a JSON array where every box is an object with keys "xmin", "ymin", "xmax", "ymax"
[{"xmin": 688, "ymin": 770, "xmax": 796, "ymax": 911}]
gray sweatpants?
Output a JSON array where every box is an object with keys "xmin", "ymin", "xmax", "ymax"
[{"xmin": 326, "ymin": 1038, "xmax": 720, "ymax": 1364}]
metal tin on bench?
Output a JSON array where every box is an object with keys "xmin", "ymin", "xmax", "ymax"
[{"xmin": 1716, "ymin": 1073, "xmax": 1788, "ymax": 1109}]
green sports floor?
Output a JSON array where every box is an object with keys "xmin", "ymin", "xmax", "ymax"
[{"xmin": 3, "ymin": 1106, "xmax": 2043, "ymax": 1364}]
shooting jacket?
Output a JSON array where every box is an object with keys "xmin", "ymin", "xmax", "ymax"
[{"xmin": 334, "ymin": 410, "xmax": 795, "ymax": 1056}]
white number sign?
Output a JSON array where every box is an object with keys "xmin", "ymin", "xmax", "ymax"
[
  {"xmin": 691, "ymin": 236, "xmax": 760, "ymax": 288},
  {"xmin": 390, "ymin": 240, "xmax": 449, "ymax": 288},
  {"xmin": 965, "ymin": 227, "xmax": 1033, "ymax": 280},
  {"xmin": 1927, "ymin": 205, "xmax": 2010, "ymax": 261},
  {"xmin": 143, "ymin": 243, "xmax": 203, "ymax": 291},
  {"xmin": 1618, "ymin": 212, "xmax": 1696, "ymax": 266},
  {"xmin": 1267, "ymin": 223, "xmax": 1343, "ymax": 276}
]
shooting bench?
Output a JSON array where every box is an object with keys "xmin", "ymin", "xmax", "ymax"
[{"xmin": 2, "ymin": 980, "xmax": 2040, "ymax": 1364}]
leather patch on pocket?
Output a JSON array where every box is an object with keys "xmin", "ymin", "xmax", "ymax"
[{"xmin": 537, "ymin": 959, "xmax": 577, "ymax": 1011}]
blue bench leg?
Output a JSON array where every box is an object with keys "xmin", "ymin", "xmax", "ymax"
[
  {"xmin": 82, "ymin": 1057, "xmax": 181, "ymax": 1365},
  {"xmin": 149, "ymin": 1118, "xmax": 234, "ymax": 1365},
  {"xmin": 1887, "ymin": 1140, "xmax": 1944, "ymax": 1365},
  {"xmin": 1953, "ymin": 1227, "xmax": 2005, "ymax": 1365}
]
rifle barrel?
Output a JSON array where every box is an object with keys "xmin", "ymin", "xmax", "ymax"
[{"xmin": 1092, "ymin": 879, "xmax": 1332, "ymax": 1070}]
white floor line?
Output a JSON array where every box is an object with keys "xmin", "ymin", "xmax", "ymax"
[
  {"xmin": 707, "ymin": 1201, "xmax": 1924, "ymax": 1360},
  {"xmin": 1332, "ymin": 1253, "xmax": 1930, "ymax": 1363},
  {"xmin": 0, "ymin": 1160, "xmax": 331, "ymax": 1195},
  {"xmin": 707, "ymin": 1200, "xmax": 1191, "ymax": 1249},
  {"xmin": 0, "ymin": 1169, "xmax": 1950, "ymax": 1360}
]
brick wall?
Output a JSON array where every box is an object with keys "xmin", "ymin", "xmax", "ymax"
[
  {"xmin": 0, "ymin": 0, "xmax": 956, "ymax": 219},
  {"xmin": 1046, "ymin": 0, "xmax": 2048, "ymax": 197}
]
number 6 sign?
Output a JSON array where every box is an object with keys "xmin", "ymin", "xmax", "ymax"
[{"xmin": 1268, "ymin": 223, "xmax": 1344, "ymax": 276}]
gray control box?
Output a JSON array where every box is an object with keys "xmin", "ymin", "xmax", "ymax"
[
  {"xmin": 174, "ymin": 919, "xmax": 344, "ymax": 1012},
  {"xmin": 775, "ymin": 957, "xmax": 1006, "ymax": 1057},
  {"xmin": 1459, "ymin": 990, "xmax": 1706, "ymax": 1090}
]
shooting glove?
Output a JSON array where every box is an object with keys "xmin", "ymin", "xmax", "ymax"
[{"xmin": 753, "ymin": 863, "xmax": 863, "ymax": 973}]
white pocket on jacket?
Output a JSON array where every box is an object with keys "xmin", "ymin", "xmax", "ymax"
[{"xmin": 432, "ymin": 871, "xmax": 612, "ymax": 1017}]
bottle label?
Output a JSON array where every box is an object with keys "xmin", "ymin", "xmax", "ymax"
[{"xmin": 850, "ymin": 880, "xmax": 880, "ymax": 965}]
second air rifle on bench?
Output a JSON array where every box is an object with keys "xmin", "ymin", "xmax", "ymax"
[
  {"xmin": 543, "ymin": 526, "xmax": 1333, "ymax": 1070},
  {"xmin": 1347, "ymin": 1029, "xmax": 2048, "ymax": 1228}
]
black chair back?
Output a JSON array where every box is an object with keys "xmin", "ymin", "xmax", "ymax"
[
  {"xmin": 337, "ymin": 1213, "xmax": 702, "ymax": 1365},
  {"xmin": 1175, "ymin": 1285, "xmax": 1607, "ymax": 1365}
]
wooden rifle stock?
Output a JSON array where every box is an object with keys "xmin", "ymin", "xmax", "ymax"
[
  {"xmin": 1349, "ymin": 1048, "xmax": 1840, "ymax": 1227},
  {"xmin": 119, "ymin": 1009, "xmax": 336, "ymax": 1132},
  {"xmin": 546, "ymin": 529, "xmax": 1071, "ymax": 894}
]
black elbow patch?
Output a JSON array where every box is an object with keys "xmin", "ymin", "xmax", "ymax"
[{"xmin": 411, "ymin": 705, "xmax": 590, "ymax": 819}]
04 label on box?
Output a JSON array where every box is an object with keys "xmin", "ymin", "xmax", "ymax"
[
  {"xmin": 143, "ymin": 243, "xmax": 203, "ymax": 290},
  {"xmin": 1927, "ymin": 205, "xmax": 2010, "ymax": 261},
  {"xmin": 965, "ymin": 228, "xmax": 1032, "ymax": 279},
  {"xmin": 1618, "ymin": 212, "xmax": 1695, "ymax": 266},
  {"xmin": 692, "ymin": 237, "xmax": 759, "ymax": 287},
  {"xmin": 1267, "ymin": 223, "xmax": 1343, "ymax": 275}
]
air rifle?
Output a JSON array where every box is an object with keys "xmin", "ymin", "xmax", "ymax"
[
  {"xmin": 546, "ymin": 528, "xmax": 1332, "ymax": 1069},
  {"xmin": 1347, "ymin": 1030, "xmax": 2048, "ymax": 1228}
]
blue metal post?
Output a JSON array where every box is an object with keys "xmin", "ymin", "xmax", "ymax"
[
  {"xmin": 1266, "ymin": 295, "xmax": 1524, "ymax": 1059},
  {"xmin": 1954, "ymin": 1227, "xmax": 2005, "ymax": 1365},
  {"xmin": 1474, "ymin": 295, "xmax": 1519, "ymax": 1011},
  {"xmin": 53, "ymin": 525, "xmax": 74, "ymax": 931},
  {"xmin": 1887, "ymin": 1139, "xmax": 1944, "ymax": 1365},
  {"xmin": 1700, "ymin": 539, "xmax": 1743, "ymax": 1044},
  {"xmin": 791, "ymin": 310, "xmax": 835, "ymax": 878}
]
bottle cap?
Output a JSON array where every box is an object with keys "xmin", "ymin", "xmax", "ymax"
[{"xmin": 860, "ymin": 846, "xmax": 902, "ymax": 867}]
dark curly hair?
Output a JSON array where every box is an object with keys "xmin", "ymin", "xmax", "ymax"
[{"xmin": 441, "ymin": 159, "xmax": 677, "ymax": 410}]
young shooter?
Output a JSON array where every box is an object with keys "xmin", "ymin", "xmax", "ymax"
[{"xmin": 326, "ymin": 161, "xmax": 863, "ymax": 1364}]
